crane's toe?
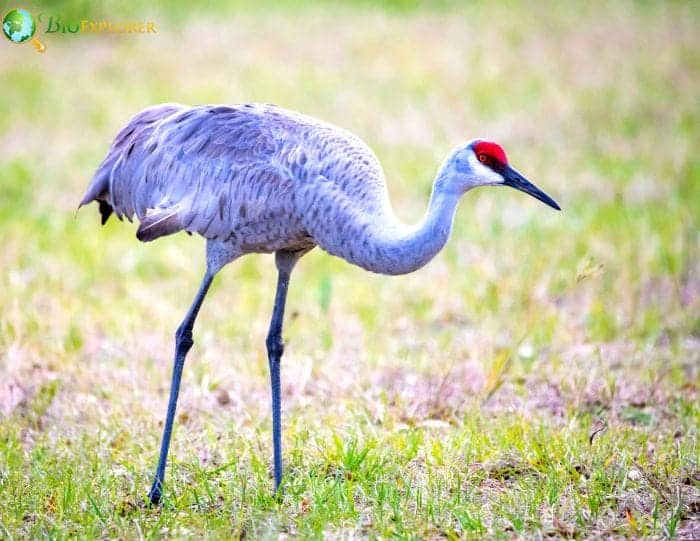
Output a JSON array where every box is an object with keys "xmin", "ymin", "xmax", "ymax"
[{"xmin": 147, "ymin": 479, "xmax": 164, "ymax": 506}]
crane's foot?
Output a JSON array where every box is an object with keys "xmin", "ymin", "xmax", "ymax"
[{"xmin": 147, "ymin": 479, "xmax": 163, "ymax": 506}]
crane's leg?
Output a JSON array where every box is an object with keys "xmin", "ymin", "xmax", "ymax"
[
  {"xmin": 148, "ymin": 270, "xmax": 215, "ymax": 505},
  {"xmin": 266, "ymin": 250, "xmax": 303, "ymax": 496}
]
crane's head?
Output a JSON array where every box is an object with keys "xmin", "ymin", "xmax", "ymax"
[{"xmin": 444, "ymin": 139, "xmax": 560, "ymax": 210}]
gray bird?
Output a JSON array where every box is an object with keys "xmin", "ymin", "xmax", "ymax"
[{"xmin": 80, "ymin": 102, "xmax": 560, "ymax": 505}]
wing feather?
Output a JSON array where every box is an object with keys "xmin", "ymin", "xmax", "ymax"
[
  {"xmin": 136, "ymin": 206, "xmax": 183, "ymax": 242},
  {"xmin": 81, "ymin": 104, "xmax": 293, "ymax": 241},
  {"xmin": 81, "ymin": 102, "xmax": 391, "ymax": 247}
]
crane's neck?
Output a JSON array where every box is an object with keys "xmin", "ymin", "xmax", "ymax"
[{"xmin": 361, "ymin": 172, "xmax": 462, "ymax": 275}]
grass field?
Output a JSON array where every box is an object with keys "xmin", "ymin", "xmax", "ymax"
[{"xmin": 0, "ymin": 1, "xmax": 698, "ymax": 538}]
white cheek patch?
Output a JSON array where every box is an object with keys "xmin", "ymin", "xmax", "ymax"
[{"xmin": 467, "ymin": 152, "xmax": 503, "ymax": 185}]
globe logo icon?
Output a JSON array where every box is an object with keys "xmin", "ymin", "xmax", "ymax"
[
  {"xmin": 3, "ymin": 8, "xmax": 45, "ymax": 52},
  {"xmin": 3, "ymin": 8, "xmax": 34, "ymax": 42}
]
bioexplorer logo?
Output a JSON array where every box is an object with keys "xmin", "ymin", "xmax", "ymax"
[
  {"xmin": 2, "ymin": 8, "xmax": 45, "ymax": 52},
  {"xmin": 2, "ymin": 6, "xmax": 157, "ymax": 53}
]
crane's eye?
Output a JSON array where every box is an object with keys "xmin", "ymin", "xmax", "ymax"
[{"xmin": 478, "ymin": 154, "xmax": 488, "ymax": 164}]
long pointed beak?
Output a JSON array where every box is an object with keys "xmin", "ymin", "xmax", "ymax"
[{"xmin": 502, "ymin": 165, "xmax": 561, "ymax": 210}]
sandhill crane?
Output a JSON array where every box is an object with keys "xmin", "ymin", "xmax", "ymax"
[{"xmin": 79, "ymin": 103, "xmax": 560, "ymax": 505}]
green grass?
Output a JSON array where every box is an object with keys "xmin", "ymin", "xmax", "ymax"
[{"xmin": 1, "ymin": 1, "xmax": 698, "ymax": 538}]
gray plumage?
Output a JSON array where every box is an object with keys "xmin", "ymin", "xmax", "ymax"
[
  {"xmin": 79, "ymin": 103, "xmax": 559, "ymax": 503},
  {"xmin": 80, "ymin": 102, "xmax": 410, "ymax": 273}
]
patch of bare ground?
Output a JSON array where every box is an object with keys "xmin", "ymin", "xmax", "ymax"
[
  {"xmin": 363, "ymin": 338, "xmax": 698, "ymax": 432},
  {"xmin": 3, "ymin": 329, "xmax": 696, "ymax": 445},
  {"xmin": 678, "ymin": 518, "xmax": 700, "ymax": 541},
  {"xmin": 0, "ymin": 375, "xmax": 28, "ymax": 418}
]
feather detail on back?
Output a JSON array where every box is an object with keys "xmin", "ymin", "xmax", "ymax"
[{"xmin": 81, "ymin": 102, "xmax": 392, "ymax": 254}]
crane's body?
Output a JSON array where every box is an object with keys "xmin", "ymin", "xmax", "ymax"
[
  {"xmin": 83, "ymin": 103, "xmax": 406, "ymax": 273},
  {"xmin": 80, "ymin": 103, "xmax": 560, "ymax": 505}
]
